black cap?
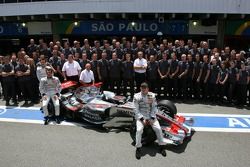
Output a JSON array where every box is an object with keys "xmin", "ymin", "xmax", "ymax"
[{"xmin": 140, "ymin": 82, "xmax": 149, "ymax": 88}]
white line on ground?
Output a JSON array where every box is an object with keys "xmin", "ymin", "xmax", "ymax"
[
  {"xmin": 1, "ymin": 118, "xmax": 250, "ymax": 133},
  {"xmin": 0, "ymin": 105, "xmax": 249, "ymax": 118},
  {"xmin": 0, "ymin": 106, "xmax": 40, "ymax": 110},
  {"xmin": 192, "ymin": 127, "xmax": 250, "ymax": 133},
  {"xmin": 0, "ymin": 118, "xmax": 82, "ymax": 127},
  {"xmin": 179, "ymin": 113, "xmax": 250, "ymax": 117}
]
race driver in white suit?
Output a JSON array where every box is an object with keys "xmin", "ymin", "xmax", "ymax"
[{"xmin": 133, "ymin": 82, "xmax": 166, "ymax": 159}]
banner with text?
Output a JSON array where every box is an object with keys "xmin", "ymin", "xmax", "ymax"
[{"xmin": 54, "ymin": 20, "xmax": 188, "ymax": 35}]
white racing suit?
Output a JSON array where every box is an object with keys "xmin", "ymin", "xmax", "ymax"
[
  {"xmin": 39, "ymin": 76, "xmax": 61, "ymax": 117},
  {"xmin": 133, "ymin": 92, "xmax": 166, "ymax": 148}
]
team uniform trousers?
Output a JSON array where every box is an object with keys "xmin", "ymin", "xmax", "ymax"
[
  {"xmin": 42, "ymin": 93, "xmax": 60, "ymax": 117},
  {"xmin": 136, "ymin": 119, "xmax": 165, "ymax": 148}
]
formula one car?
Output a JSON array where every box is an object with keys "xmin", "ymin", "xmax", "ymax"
[{"xmin": 59, "ymin": 81, "xmax": 194, "ymax": 146}]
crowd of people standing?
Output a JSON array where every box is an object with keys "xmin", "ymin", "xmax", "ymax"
[{"xmin": 0, "ymin": 37, "xmax": 249, "ymax": 107}]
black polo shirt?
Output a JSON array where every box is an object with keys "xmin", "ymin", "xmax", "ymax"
[
  {"xmin": 228, "ymin": 67, "xmax": 238, "ymax": 84},
  {"xmin": 62, "ymin": 48, "xmax": 73, "ymax": 59},
  {"xmin": 219, "ymin": 68, "xmax": 228, "ymax": 82},
  {"xmin": 98, "ymin": 59, "xmax": 109, "ymax": 78},
  {"xmin": 200, "ymin": 62, "xmax": 210, "ymax": 81},
  {"xmin": 90, "ymin": 60, "xmax": 99, "ymax": 80},
  {"xmin": 178, "ymin": 61, "xmax": 189, "ymax": 78},
  {"xmin": 109, "ymin": 59, "xmax": 121, "ymax": 79},
  {"xmin": 147, "ymin": 61, "xmax": 159, "ymax": 80},
  {"xmin": 49, "ymin": 56, "xmax": 60, "ymax": 69},
  {"xmin": 187, "ymin": 61, "xmax": 194, "ymax": 79},
  {"xmin": 238, "ymin": 70, "xmax": 249, "ymax": 85},
  {"xmin": 158, "ymin": 59, "xmax": 170, "ymax": 76},
  {"xmin": 145, "ymin": 48, "xmax": 157, "ymax": 58},
  {"xmin": 113, "ymin": 48, "xmax": 124, "ymax": 60},
  {"xmin": 193, "ymin": 61, "xmax": 202, "ymax": 80},
  {"xmin": 209, "ymin": 65, "xmax": 220, "ymax": 84},
  {"xmin": 2, "ymin": 63, "xmax": 15, "ymax": 82},
  {"xmin": 169, "ymin": 59, "xmax": 179, "ymax": 75},
  {"xmin": 122, "ymin": 61, "xmax": 134, "ymax": 80},
  {"xmin": 15, "ymin": 63, "xmax": 30, "ymax": 81}
]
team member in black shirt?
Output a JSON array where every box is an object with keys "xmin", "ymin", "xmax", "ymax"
[
  {"xmin": 121, "ymin": 53, "xmax": 134, "ymax": 97},
  {"xmin": 189, "ymin": 43, "xmax": 200, "ymax": 59},
  {"xmin": 218, "ymin": 61, "xmax": 229, "ymax": 104},
  {"xmin": 57, "ymin": 53, "xmax": 67, "ymax": 82},
  {"xmin": 227, "ymin": 60, "xmax": 238, "ymax": 104},
  {"xmin": 146, "ymin": 55, "xmax": 159, "ymax": 93},
  {"xmin": 193, "ymin": 54, "xmax": 203, "ymax": 99},
  {"xmin": 112, "ymin": 42, "xmax": 124, "ymax": 60},
  {"xmin": 176, "ymin": 40, "xmax": 188, "ymax": 60},
  {"xmin": 199, "ymin": 55, "xmax": 210, "ymax": 100},
  {"xmin": 10, "ymin": 54, "xmax": 19, "ymax": 102},
  {"xmin": 145, "ymin": 41, "xmax": 157, "ymax": 60},
  {"xmin": 208, "ymin": 58, "xmax": 220, "ymax": 102},
  {"xmin": 178, "ymin": 54, "xmax": 189, "ymax": 100},
  {"xmin": 15, "ymin": 57, "xmax": 31, "ymax": 105},
  {"xmin": 109, "ymin": 52, "xmax": 122, "ymax": 94},
  {"xmin": 187, "ymin": 54, "xmax": 194, "ymax": 98},
  {"xmin": 80, "ymin": 53, "xmax": 90, "ymax": 70},
  {"xmin": 168, "ymin": 52, "xmax": 179, "ymax": 99},
  {"xmin": 1, "ymin": 56, "xmax": 16, "ymax": 106},
  {"xmin": 62, "ymin": 42, "xmax": 72, "ymax": 59},
  {"xmin": 236, "ymin": 62, "xmax": 249, "ymax": 106},
  {"xmin": 123, "ymin": 41, "xmax": 134, "ymax": 58},
  {"xmin": 97, "ymin": 52, "xmax": 109, "ymax": 91},
  {"xmin": 158, "ymin": 51, "xmax": 170, "ymax": 98},
  {"xmin": 90, "ymin": 53, "xmax": 99, "ymax": 82}
]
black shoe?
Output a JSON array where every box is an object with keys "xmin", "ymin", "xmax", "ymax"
[
  {"xmin": 44, "ymin": 117, "xmax": 49, "ymax": 125},
  {"xmin": 135, "ymin": 147, "xmax": 142, "ymax": 160},
  {"xmin": 159, "ymin": 146, "xmax": 166, "ymax": 157},
  {"xmin": 55, "ymin": 116, "xmax": 61, "ymax": 124}
]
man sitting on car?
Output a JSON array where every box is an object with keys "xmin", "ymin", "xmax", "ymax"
[
  {"xmin": 39, "ymin": 66, "xmax": 61, "ymax": 125},
  {"xmin": 133, "ymin": 82, "xmax": 166, "ymax": 159}
]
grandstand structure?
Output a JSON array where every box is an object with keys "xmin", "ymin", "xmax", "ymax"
[{"xmin": 0, "ymin": 0, "xmax": 250, "ymax": 53}]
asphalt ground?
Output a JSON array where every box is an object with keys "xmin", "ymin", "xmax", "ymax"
[
  {"xmin": 0, "ymin": 98, "xmax": 250, "ymax": 167},
  {"xmin": 0, "ymin": 121, "xmax": 250, "ymax": 167}
]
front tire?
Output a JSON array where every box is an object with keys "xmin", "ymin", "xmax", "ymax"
[{"xmin": 157, "ymin": 100, "xmax": 177, "ymax": 118}]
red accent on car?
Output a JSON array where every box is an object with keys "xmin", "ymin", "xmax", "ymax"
[
  {"xmin": 61, "ymin": 81, "xmax": 78, "ymax": 89},
  {"xmin": 81, "ymin": 82, "xmax": 103, "ymax": 88}
]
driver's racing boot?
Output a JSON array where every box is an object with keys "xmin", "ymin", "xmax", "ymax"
[
  {"xmin": 44, "ymin": 116, "xmax": 49, "ymax": 125},
  {"xmin": 135, "ymin": 147, "xmax": 142, "ymax": 160},
  {"xmin": 159, "ymin": 146, "xmax": 166, "ymax": 157}
]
